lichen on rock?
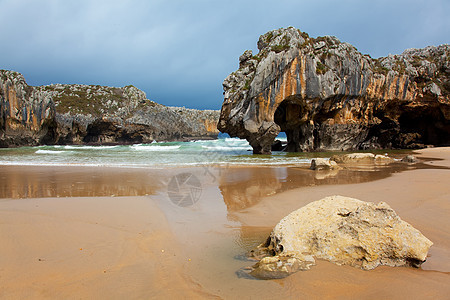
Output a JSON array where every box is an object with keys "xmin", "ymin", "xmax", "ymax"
[
  {"xmin": 218, "ymin": 27, "xmax": 450, "ymax": 154},
  {"xmin": 247, "ymin": 195, "xmax": 433, "ymax": 279}
]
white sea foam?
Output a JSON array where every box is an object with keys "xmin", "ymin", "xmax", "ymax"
[
  {"xmin": 35, "ymin": 149, "xmax": 70, "ymax": 154},
  {"xmin": 0, "ymin": 137, "xmax": 316, "ymax": 168},
  {"xmin": 201, "ymin": 145, "xmax": 251, "ymax": 151},
  {"xmin": 131, "ymin": 144, "xmax": 181, "ymax": 151},
  {"xmin": 63, "ymin": 145, "xmax": 119, "ymax": 150}
]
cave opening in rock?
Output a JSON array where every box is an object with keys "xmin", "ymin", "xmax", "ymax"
[
  {"xmin": 274, "ymin": 96, "xmax": 305, "ymax": 152},
  {"xmin": 396, "ymin": 107, "xmax": 450, "ymax": 147}
]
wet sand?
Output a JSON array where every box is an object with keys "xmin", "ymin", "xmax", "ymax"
[{"xmin": 0, "ymin": 148, "xmax": 449, "ymax": 299}]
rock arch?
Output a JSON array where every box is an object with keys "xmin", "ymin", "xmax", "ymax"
[
  {"xmin": 218, "ymin": 27, "xmax": 449, "ymax": 154},
  {"xmin": 273, "ymin": 95, "xmax": 307, "ymax": 152}
]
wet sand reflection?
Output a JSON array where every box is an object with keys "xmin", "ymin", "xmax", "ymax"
[
  {"xmin": 0, "ymin": 166, "xmax": 166, "ymax": 199},
  {"xmin": 218, "ymin": 163, "xmax": 426, "ymax": 212}
]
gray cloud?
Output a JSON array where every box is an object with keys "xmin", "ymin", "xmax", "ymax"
[{"xmin": 0, "ymin": 0, "xmax": 448, "ymax": 109}]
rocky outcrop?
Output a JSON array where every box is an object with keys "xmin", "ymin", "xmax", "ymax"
[
  {"xmin": 330, "ymin": 153, "xmax": 396, "ymax": 164},
  {"xmin": 0, "ymin": 70, "xmax": 56, "ymax": 146},
  {"xmin": 331, "ymin": 153, "xmax": 377, "ymax": 163},
  {"xmin": 248, "ymin": 195, "xmax": 433, "ymax": 279},
  {"xmin": 218, "ymin": 27, "xmax": 450, "ymax": 154},
  {"xmin": 0, "ymin": 70, "xmax": 219, "ymax": 146},
  {"xmin": 310, "ymin": 158, "xmax": 339, "ymax": 170}
]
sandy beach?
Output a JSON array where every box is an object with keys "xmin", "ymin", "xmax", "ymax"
[{"xmin": 0, "ymin": 148, "xmax": 449, "ymax": 299}]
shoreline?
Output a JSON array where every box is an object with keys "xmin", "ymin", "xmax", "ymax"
[
  {"xmin": 0, "ymin": 149, "xmax": 426, "ymax": 200},
  {"xmin": 0, "ymin": 147, "xmax": 449, "ymax": 298}
]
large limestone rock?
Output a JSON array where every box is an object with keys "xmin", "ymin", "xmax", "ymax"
[
  {"xmin": 249, "ymin": 195, "xmax": 433, "ymax": 279},
  {"xmin": 0, "ymin": 70, "xmax": 219, "ymax": 146},
  {"xmin": 218, "ymin": 27, "xmax": 450, "ymax": 154},
  {"xmin": 0, "ymin": 70, "xmax": 56, "ymax": 146}
]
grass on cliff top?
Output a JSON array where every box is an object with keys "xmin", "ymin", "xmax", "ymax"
[
  {"xmin": 54, "ymin": 94, "xmax": 102, "ymax": 115},
  {"xmin": 271, "ymin": 35, "xmax": 291, "ymax": 53},
  {"xmin": 52, "ymin": 88, "xmax": 126, "ymax": 115}
]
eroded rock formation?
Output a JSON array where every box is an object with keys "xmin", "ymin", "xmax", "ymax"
[
  {"xmin": 218, "ymin": 27, "xmax": 450, "ymax": 154},
  {"xmin": 0, "ymin": 70, "xmax": 56, "ymax": 146},
  {"xmin": 248, "ymin": 195, "xmax": 433, "ymax": 279},
  {"xmin": 0, "ymin": 70, "xmax": 219, "ymax": 146}
]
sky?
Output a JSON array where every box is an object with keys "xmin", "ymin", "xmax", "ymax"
[{"xmin": 0, "ymin": 0, "xmax": 448, "ymax": 110}]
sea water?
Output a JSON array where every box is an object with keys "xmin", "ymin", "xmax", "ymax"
[{"xmin": 0, "ymin": 137, "xmax": 320, "ymax": 168}]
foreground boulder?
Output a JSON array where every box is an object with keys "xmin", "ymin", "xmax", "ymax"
[
  {"xmin": 218, "ymin": 27, "xmax": 450, "ymax": 154},
  {"xmin": 248, "ymin": 195, "xmax": 432, "ymax": 279}
]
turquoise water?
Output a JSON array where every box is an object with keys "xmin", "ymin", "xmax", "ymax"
[{"xmin": 0, "ymin": 137, "xmax": 316, "ymax": 168}]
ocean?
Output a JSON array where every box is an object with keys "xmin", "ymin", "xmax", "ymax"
[{"xmin": 0, "ymin": 137, "xmax": 323, "ymax": 168}]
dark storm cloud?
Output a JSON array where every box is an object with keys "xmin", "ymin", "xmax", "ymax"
[{"xmin": 0, "ymin": 0, "xmax": 448, "ymax": 109}]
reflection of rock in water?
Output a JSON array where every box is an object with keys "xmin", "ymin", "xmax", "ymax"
[
  {"xmin": 314, "ymin": 169, "xmax": 340, "ymax": 180},
  {"xmin": 0, "ymin": 166, "xmax": 164, "ymax": 198},
  {"xmin": 219, "ymin": 168, "xmax": 283, "ymax": 211},
  {"xmin": 233, "ymin": 226, "xmax": 273, "ymax": 254},
  {"xmin": 219, "ymin": 163, "xmax": 416, "ymax": 212}
]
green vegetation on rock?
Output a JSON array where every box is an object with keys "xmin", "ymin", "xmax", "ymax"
[
  {"xmin": 373, "ymin": 59, "xmax": 390, "ymax": 75},
  {"xmin": 316, "ymin": 61, "xmax": 329, "ymax": 75},
  {"xmin": 271, "ymin": 35, "xmax": 291, "ymax": 53}
]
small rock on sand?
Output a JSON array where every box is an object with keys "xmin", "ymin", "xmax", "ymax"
[
  {"xmin": 374, "ymin": 154, "xmax": 394, "ymax": 164},
  {"xmin": 310, "ymin": 158, "xmax": 339, "ymax": 170},
  {"xmin": 401, "ymin": 155, "xmax": 418, "ymax": 163}
]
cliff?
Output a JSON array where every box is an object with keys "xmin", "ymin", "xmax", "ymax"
[
  {"xmin": 0, "ymin": 70, "xmax": 219, "ymax": 147},
  {"xmin": 218, "ymin": 27, "xmax": 450, "ymax": 154}
]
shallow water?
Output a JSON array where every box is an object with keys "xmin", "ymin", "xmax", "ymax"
[
  {"xmin": 0, "ymin": 138, "xmax": 312, "ymax": 167},
  {"xmin": 0, "ymin": 137, "xmax": 413, "ymax": 168},
  {"xmin": 0, "ymin": 159, "xmax": 421, "ymax": 199},
  {"xmin": 1, "ymin": 149, "xmax": 449, "ymax": 298}
]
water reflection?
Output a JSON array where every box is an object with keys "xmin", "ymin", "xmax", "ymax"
[
  {"xmin": 218, "ymin": 163, "xmax": 423, "ymax": 212},
  {"xmin": 1, "ymin": 160, "xmax": 443, "ymax": 204},
  {"xmin": 0, "ymin": 166, "xmax": 165, "ymax": 198},
  {"xmin": 219, "ymin": 168, "xmax": 284, "ymax": 211}
]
